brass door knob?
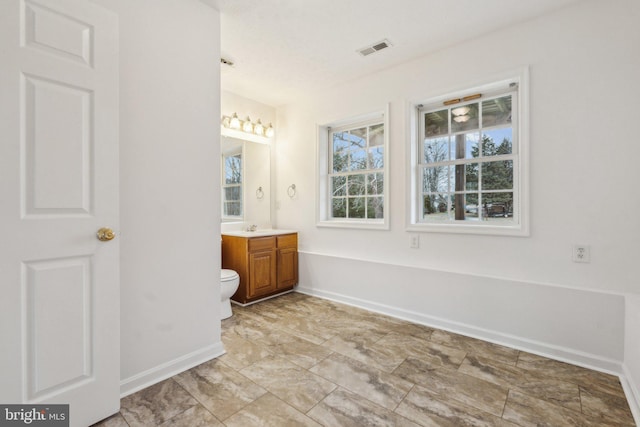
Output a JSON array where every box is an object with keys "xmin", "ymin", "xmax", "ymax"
[{"xmin": 97, "ymin": 227, "xmax": 115, "ymax": 241}]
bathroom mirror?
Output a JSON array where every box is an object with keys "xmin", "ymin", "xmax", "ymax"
[{"xmin": 221, "ymin": 135, "xmax": 271, "ymax": 227}]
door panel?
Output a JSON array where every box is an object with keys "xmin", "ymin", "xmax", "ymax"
[
  {"xmin": 25, "ymin": 257, "xmax": 92, "ymax": 398},
  {"xmin": 24, "ymin": 75, "xmax": 93, "ymax": 215},
  {"xmin": 0, "ymin": 0, "xmax": 119, "ymax": 426},
  {"xmin": 24, "ymin": 1, "xmax": 94, "ymax": 66}
]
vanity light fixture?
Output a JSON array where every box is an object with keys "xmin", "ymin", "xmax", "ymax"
[{"xmin": 221, "ymin": 113, "xmax": 275, "ymax": 141}]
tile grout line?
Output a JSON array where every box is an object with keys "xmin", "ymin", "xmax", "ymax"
[{"xmin": 170, "ymin": 371, "xmax": 226, "ymax": 425}]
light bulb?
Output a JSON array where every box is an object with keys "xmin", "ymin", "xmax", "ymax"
[
  {"xmin": 265, "ymin": 123, "xmax": 275, "ymax": 138},
  {"xmin": 254, "ymin": 119, "xmax": 264, "ymax": 136},
  {"xmin": 229, "ymin": 113, "xmax": 240, "ymax": 129},
  {"xmin": 242, "ymin": 116, "xmax": 253, "ymax": 133}
]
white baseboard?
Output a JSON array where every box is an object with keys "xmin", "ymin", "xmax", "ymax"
[
  {"xmin": 120, "ymin": 342, "xmax": 226, "ymax": 398},
  {"xmin": 622, "ymin": 364, "xmax": 640, "ymax": 426},
  {"xmin": 296, "ymin": 286, "xmax": 623, "ymax": 376}
]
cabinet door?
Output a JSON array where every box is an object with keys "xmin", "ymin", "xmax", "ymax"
[
  {"xmin": 248, "ymin": 250, "xmax": 277, "ymax": 298},
  {"xmin": 277, "ymin": 247, "xmax": 298, "ymax": 289}
]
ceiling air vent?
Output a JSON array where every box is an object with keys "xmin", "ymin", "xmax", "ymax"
[{"xmin": 358, "ymin": 39, "xmax": 392, "ymax": 57}]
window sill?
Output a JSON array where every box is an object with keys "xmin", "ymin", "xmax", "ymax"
[
  {"xmin": 317, "ymin": 219, "xmax": 389, "ymax": 231},
  {"xmin": 406, "ymin": 222, "xmax": 529, "ymax": 237}
]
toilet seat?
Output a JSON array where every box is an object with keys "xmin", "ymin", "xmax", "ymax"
[{"xmin": 221, "ymin": 269, "xmax": 239, "ymax": 282}]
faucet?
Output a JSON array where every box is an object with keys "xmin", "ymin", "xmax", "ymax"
[{"xmin": 246, "ymin": 224, "xmax": 257, "ymax": 232}]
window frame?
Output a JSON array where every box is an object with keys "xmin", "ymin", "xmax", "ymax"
[
  {"xmin": 407, "ymin": 72, "xmax": 529, "ymax": 236},
  {"xmin": 317, "ymin": 105, "xmax": 390, "ymax": 230}
]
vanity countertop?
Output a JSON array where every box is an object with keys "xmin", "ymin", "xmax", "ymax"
[{"xmin": 222, "ymin": 229, "xmax": 297, "ymax": 238}]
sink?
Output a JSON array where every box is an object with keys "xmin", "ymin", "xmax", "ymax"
[{"xmin": 222, "ymin": 229, "xmax": 296, "ymax": 238}]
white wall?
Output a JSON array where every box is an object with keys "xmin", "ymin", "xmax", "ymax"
[
  {"xmin": 92, "ymin": 0, "xmax": 223, "ymax": 395},
  {"xmin": 222, "ymin": 91, "xmax": 276, "ymax": 130},
  {"xmin": 275, "ymin": 0, "xmax": 639, "ymax": 384}
]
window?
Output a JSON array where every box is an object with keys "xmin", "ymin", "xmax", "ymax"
[
  {"xmin": 317, "ymin": 108, "xmax": 389, "ymax": 229},
  {"xmin": 222, "ymin": 152, "xmax": 242, "ymax": 220},
  {"xmin": 409, "ymin": 75, "xmax": 528, "ymax": 235}
]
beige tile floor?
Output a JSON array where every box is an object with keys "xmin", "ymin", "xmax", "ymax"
[{"xmin": 94, "ymin": 292, "xmax": 636, "ymax": 426}]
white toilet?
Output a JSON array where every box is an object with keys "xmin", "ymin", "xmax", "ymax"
[{"xmin": 220, "ymin": 269, "xmax": 240, "ymax": 319}]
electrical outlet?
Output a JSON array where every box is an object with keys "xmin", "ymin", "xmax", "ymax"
[
  {"xmin": 410, "ymin": 234, "xmax": 420, "ymax": 249},
  {"xmin": 573, "ymin": 245, "xmax": 590, "ymax": 263}
]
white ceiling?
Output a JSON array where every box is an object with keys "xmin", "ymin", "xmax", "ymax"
[{"xmin": 208, "ymin": 0, "xmax": 583, "ymax": 107}]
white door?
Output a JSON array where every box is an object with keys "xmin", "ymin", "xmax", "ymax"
[{"xmin": 0, "ymin": 0, "xmax": 119, "ymax": 426}]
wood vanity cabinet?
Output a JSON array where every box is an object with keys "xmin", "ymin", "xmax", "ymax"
[{"xmin": 222, "ymin": 233, "xmax": 298, "ymax": 304}]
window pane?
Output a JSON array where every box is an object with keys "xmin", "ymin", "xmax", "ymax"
[
  {"xmin": 367, "ymin": 173, "xmax": 383, "ymax": 195},
  {"xmin": 424, "ymin": 137, "xmax": 449, "ymax": 163},
  {"xmin": 451, "ymin": 103, "xmax": 479, "ymax": 133},
  {"xmin": 333, "ymin": 132, "xmax": 350, "ymax": 152},
  {"xmin": 423, "ymin": 193, "xmax": 450, "ymax": 219},
  {"xmin": 482, "ymin": 95, "xmax": 512, "ymax": 128},
  {"xmin": 224, "ymin": 202, "xmax": 241, "ymax": 216},
  {"xmin": 224, "ymin": 186, "xmax": 240, "ymax": 201},
  {"xmin": 482, "ymin": 192, "xmax": 513, "ymax": 220},
  {"xmin": 333, "ymin": 149, "xmax": 349, "ymax": 173},
  {"xmin": 367, "ymin": 197, "xmax": 384, "ymax": 219},
  {"xmin": 224, "ymin": 155, "xmax": 242, "ymax": 184},
  {"xmin": 369, "ymin": 124, "xmax": 384, "ymax": 146},
  {"xmin": 368, "ymin": 146, "xmax": 384, "ymax": 169},
  {"xmin": 467, "ymin": 133, "xmax": 480, "ymax": 159},
  {"xmin": 482, "ymin": 160, "xmax": 513, "ymax": 190},
  {"xmin": 450, "ymin": 132, "xmax": 480, "ymax": 160},
  {"xmin": 349, "ymin": 128, "xmax": 366, "ymax": 149},
  {"xmin": 348, "ymin": 174, "xmax": 366, "ymax": 196},
  {"xmin": 448, "ymin": 193, "xmax": 483, "ymax": 221},
  {"xmin": 424, "ymin": 109, "xmax": 448, "ymax": 137},
  {"xmin": 349, "ymin": 149, "xmax": 367, "ymax": 170},
  {"xmin": 332, "ymin": 176, "xmax": 346, "ymax": 197},
  {"xmin": 348, "ymin": 197, "xmax": 366, "ymax": 218},
  {"xmin": 482, "ymin": 128, "xmax": 513, "ymax": 156},
  {"xmin": 332, "ymin": 198, "xmax": 346, "ymax": 218},
  {"xmin": 463, "ymin": 193, "xmax": 479, "ymax": 219},
  {"xmin": 464, "ymin": 163, "xmax": 480, "ymax": 191},
  {"xmin": 423, "ymin": 166, "xmax": 450, "ymax": 194}
]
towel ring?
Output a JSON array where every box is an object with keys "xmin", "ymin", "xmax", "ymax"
[
  {"xmin": 256, "ymin": 186, "xmax": 264, "ymax": 199},
  {"xmin": 287, "ymin": 184, "xmax": 296, "ymax": 198}
]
